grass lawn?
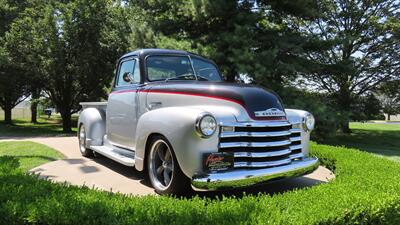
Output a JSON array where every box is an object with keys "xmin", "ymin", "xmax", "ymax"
[
  {"xmin": 0, "ymin": 141, "xmax": 64, "ymax": 171},
  {"xmin": 0, "ymin": 115, "xmax": 77, "ymax": 138},
  {"xmin": 322, "ymin": 122, "xmax": 400, "ymax": 162}
]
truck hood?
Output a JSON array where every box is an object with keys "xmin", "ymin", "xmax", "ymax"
[{"xmin": 142, "ymin": 81, "xmax": 285, "ymax": 120}]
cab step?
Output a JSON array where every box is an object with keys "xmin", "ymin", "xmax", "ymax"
[{"xmin": 90, "ymin": 145, "xmax": 135, "ymax": 167}]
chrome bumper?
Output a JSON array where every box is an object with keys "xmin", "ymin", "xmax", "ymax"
[{"xmin": 191, "ymin": 157, "xmax": 319, "ymax": 191}]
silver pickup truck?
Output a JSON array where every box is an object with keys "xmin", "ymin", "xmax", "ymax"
[{"xmin": 78, "ymin": 49, "xmax": 319, "ymax": 195}]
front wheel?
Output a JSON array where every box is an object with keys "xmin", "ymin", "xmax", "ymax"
[
  {"xmin": 147, "ymin": 136, "xmax": 190, "ymax": 195},
  {"xmin": 78, "ymin": 124, "xmax": 94, "ymax": 157}
]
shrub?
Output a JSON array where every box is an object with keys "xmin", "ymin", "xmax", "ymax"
[{"xmin": 1, "ymin": 143, "xmax": 400, "ymax": 224}]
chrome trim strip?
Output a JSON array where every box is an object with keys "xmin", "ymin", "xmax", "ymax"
[
  {"xmin": 234, "ymin": 158, "xmax": 292, "ymax": 168},
  {"xmin": 219, "ymin": 140, "xmax": 291, "ymax": 148},
  {"xmin": 192, "ymin": 157, "xmax": 319, "ymax": 191},
  {"xmin": 289, "ymin": 153, "xmax": 304, "ymax": 159},
  {"xmin": 220, "ymin": 130, "xmax": 291, "ymax": 138},
  {"xmin": 290, "ymin": 136, "xmax": 302, "ymax": 142},
  {"xmin": 220, "ymin": 121, "xmax": 291, "ymax": 128},
  {"xmin": 289, "ymin": 144, "xmax": 302, "ymax": 151},
  {"xmin": 234, "ymin": 149, "xmax": 291, "ymax": 158}
]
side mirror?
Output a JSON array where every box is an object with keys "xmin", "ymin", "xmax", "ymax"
[{"xmin": 122, "ymin": 72, "xmax": 134, "ymax": 83}]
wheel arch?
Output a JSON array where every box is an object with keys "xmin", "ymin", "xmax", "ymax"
[{"xmin": 77, "ymin": 108, "xmax": 106, "ymax": 147}]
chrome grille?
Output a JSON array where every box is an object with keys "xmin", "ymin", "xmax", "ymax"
[{"xmin": 219, "ymin": 121, "xmax": 303, "ymax": 169}]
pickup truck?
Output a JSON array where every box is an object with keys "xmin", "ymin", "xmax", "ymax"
[{"xmin": 78, "ymin": 48, "xmax": 319, "ymax": 195}]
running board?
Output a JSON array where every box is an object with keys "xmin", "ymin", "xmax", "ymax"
[{"xmin": 90, "ymin": 145, "xmax": 135, "ymax": 167}]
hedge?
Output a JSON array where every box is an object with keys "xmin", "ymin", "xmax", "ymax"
[{"xmin": 1, "ymin": 143, "xmax": 400, "ymax": 225}]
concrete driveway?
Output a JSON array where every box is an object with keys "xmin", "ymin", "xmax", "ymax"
[{"xmin": 2, "ymin": 137, "xmax": 334, "ymax": 196}]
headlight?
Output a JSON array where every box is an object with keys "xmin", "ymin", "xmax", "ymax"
[
  {"xmin": 302, "ymin": 113, "xmax": 315, "ymax": 131},
  {"xmin": 196, "ymin": 113, "xmax": 217, "ymax": 138}
]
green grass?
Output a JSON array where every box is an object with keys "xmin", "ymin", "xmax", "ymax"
[
  {"xmin": 322, "ymin": 122, "xmax": 400, "ymax": 162},
  {"xmin": 0, "ymin": 115, "xmax": 77, "ymax": 138},
  {"xmin": 1, "ymin": 143, "xmax": 400, "ymax": 224},
  {"xmin": 0, "ymin": 141, "xmax": 64, "ymax": 171}
]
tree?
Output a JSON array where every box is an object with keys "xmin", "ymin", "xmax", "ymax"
[
  {"xmin": 4, "ymin": 0, "xmax": 47, "ymax": 124},
  {"xmin": 0, "ymin": 0, "xmax": 31, "ymax": 124},
  {"xmin": 12, "ymin": 0, "xmax": 130, "ymax": 132},
  {"xmin": 377, "ymin": 80, "xmax": 400, "ymax": 121},
  {"xmin": 301, "ymin": 0, "xmax": 400, "ymax": 132}
]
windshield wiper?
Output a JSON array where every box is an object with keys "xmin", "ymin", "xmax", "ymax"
[{"xmin": 165, "ymin": 74, "xmax": 196, "ymax": 82}]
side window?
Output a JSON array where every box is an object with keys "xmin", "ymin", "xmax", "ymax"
[{"xmin": 117, "ymin": 59, "xmax": 140, "ymax": 86}]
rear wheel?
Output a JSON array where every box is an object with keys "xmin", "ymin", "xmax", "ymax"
[
  {"xmin": 78, "ymin": 124, "xmax": 94, "ymax": 157},
  {"xmin": 147, "ymin": 135, "xmax": 190, "ymax": 195}
]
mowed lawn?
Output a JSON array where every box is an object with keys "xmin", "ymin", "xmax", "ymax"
[
  {"xmin": 323, "ymin": 122, "xmax": 400, "ymax": 162},
  {"xmin": 0, "ymin": 141, "xmax": 64, "ymax": 171},
  {"xmin": 0, "ymin": 115, "xmax": 77, "ymax": 138}
]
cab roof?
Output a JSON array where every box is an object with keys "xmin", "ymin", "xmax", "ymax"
[{"xmin": 121, "ymin": 48, "xmax": 191, "ymax": 59}]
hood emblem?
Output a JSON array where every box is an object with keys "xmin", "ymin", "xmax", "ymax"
[{"xmin": 254, "ymin": 108, "xmax": 286, "ymax": 117}]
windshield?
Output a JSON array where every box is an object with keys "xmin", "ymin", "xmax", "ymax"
[{"xmin": 146, "ymin": 55, "xmax": 222, "ymax": 82}]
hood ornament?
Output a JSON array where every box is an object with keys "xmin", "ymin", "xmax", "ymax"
[{"xmin": 254, "ymin": 108, "xmax": 286, "ymax": 117}]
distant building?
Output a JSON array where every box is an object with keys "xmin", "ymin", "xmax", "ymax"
[
  {"xmin": 0, "ymin": 100, "xmax": 31, "ymax": 119},
  {"xmin": 384, "ymin": 114, "xmax": 400, "ymax": 121}
]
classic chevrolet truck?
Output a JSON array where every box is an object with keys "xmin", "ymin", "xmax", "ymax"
[{"xmin": 78, "ymin": 49, "xmax": 319, "ymax": 195}]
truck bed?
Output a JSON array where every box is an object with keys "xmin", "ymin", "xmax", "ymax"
[{"xmin": 80, "ymin": 102, "xmax": 107, "ymax": 111}]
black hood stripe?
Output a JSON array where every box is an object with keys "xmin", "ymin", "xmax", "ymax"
[{"xmin": 139, "ymin": 89, "xmax": 286, "ymax": 121}]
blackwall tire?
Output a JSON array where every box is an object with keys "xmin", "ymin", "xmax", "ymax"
[{"xmin": 147, "ymin": 135, "xmax": 191, "ymax": 195}]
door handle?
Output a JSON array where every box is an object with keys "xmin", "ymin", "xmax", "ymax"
[{"xmin": 148, "ymin": 102, "xmax": 162, "ymax": 110}]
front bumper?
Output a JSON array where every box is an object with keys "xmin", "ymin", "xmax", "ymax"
[{"xmin": 191, "ymin": 157, "xmax": 319, "ymax": 191}]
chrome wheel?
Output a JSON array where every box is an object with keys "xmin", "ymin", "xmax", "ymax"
[
  {"xmin": 148, "ymin": 139, "xmax": 174, "ymax": 191},
  {"xmin": 79, "ymin": 125, "xmax": 86, "ymax": 153}
]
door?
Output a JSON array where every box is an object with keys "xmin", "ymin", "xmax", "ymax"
[{"xmin": 107, "ymin": 57, "xmax": 141, "ymax": 149}]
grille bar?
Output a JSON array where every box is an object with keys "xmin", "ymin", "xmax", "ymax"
[
  {"xmin": 220, "ymin": 130, "xmax": 291, "ymax": 138},
  {"xmin": 289, "ymin": 144, "xmax": 302, "ymax": 151},
  {"xmin": 234, "ymin": 158, "xmax": 292, "ymax": 168},
  {"xmin": 221, "ymin": 121, "xmax": 291, "ymax": 128},
  {"xmin": 234, "ymin": 149, "xmax": 291, "ymax": 158},
  {"xmin": 290, "ymin": 153, "xmax": 304, "ymax": 160},
  {"xmin": 289, "ymin": 136, "xmax": 302, "ymax": 142},
  {"xmin": 220, "ymin": 140, "xmax": 291, "ymax": 148}
]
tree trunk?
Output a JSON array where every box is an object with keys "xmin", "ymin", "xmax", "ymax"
[
  {"xmin": 60, "ymin": 108, "xmax": 72, "ymax": 133},
  {"xmin": 30, "ymin": 90, "xmax": 40, "ymax": 123},
  {"xmin": 387, "ymin": 114, "xmax": 391, "ymax": 121},
  {"xmin": 337, "ymin": 86, "xmax": 352, "ymax": 133},
  {"xmin": 4, "ymin": 102, "xmax": 12, "ymax": 125},
  {"xmin": 31, "ymin": 101, "xmax": 38, "ymax": 123}
]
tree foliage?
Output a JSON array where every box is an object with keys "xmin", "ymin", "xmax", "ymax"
[
  {"xmin": 0, "ymin": 0, "xmax": 31, "ymax": 124},
  {"xmin": 301, "ymin": 0, "xmax": 400, "ymax": 131},
  {"xmin": 128, "ymin": 0, "xmax": 318, "ymax": 90},
  {"xmin": 8, "ymin": 0, "xmax": 130, "ymax": 131}
]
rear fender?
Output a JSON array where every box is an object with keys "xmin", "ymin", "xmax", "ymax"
[{"xmin": 78, "ymin": 108, "xmax": 106, "ymax": 147}]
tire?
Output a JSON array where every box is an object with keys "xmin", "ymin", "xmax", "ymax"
[
  {"xmin": 147, "ymin": 135, "xmax": 191, "ymax": 195},
  {"xmin": 78, "ymin": 124, "xmax": 94, "ymax": 157}
]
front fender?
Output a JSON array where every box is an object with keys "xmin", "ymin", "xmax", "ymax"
[
  {"xmin": 134, "ymin": 106, "xmax": 228, "ymax": 178},
  {"xmin": 78, "ymin": 108, "xmax": 106, "ymax": 147},
  {"xmin": 285, "ymin": 109, "xmax": 312, "ymax": 156}
]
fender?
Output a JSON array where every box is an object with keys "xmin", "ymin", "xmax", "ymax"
[
  {"xmin": 285, "ymin": 109, "xmax": 311, "ymax": 156},
  {"xmin": 78, "ymin": 108, "xmax": 106, "ymax": 147},
  {"xmin": 134, "ymin": 106, "xmax": 222, "ymax": 178}
]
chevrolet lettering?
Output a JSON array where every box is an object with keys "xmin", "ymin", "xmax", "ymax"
[{"xmin": 78, "ymin": 49, "xmax": 319, "ymax": 195}]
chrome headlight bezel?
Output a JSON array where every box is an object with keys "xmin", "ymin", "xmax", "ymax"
[
  {"xmin": 195, "ymin": 113, "xmax": 217, "ymax": 138},
  {"xmin": 302, "ymin": 113, "xmax": 315, "ymax": 131}
]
